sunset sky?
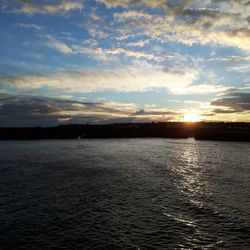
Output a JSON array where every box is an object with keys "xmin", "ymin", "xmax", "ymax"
[{"xmin": 0, "ymin": 0, "xmax": 249, "ymax": 126}]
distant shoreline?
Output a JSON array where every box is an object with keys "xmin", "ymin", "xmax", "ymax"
[{"xmin": 1, "ymin": 122, "xmax": 250, "ymax": 142}]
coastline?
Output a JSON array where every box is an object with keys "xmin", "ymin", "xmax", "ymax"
[{"xmin": 1, "ymin": 122, "xmax": 250, "ymax": 142}]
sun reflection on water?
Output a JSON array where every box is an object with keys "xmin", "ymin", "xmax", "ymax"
[
  {"xmin": 177, "ymin": 144, "xmax": 203, "ymax": 193},
  {"xmin": 166, "ymin": 141, "xmax": 218, "ymax": 247}
]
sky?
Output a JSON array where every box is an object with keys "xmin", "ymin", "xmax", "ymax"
[{"xmin": 0, "ymin": 0, "xmax": 249, "ymax": 126}]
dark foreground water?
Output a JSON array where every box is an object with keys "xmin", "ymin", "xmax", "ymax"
[{"xmin": 0, "ymin": 139, "xmax": 250, "ymax": 249}]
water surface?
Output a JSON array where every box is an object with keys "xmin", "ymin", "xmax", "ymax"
[{"xmin": 0, "ymin": 138, "xmax": 250, "ymax": 249}]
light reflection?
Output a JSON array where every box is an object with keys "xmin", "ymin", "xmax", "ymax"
[
  {"xmin": 167, "ymin": 141, "xmax": 212, "ymax": 247},
  {"xmin": 178, "ymin": 143, "xmax": 203, "ymax": 194}
]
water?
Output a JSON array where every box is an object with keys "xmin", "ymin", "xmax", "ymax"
[{"xmin": 0, "ymin": 138, "xmax": 250, "ymax": 249}]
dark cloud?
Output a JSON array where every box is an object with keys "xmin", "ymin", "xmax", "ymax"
[
  {"xmin": 0, "ymin": 94, "xmax": 97, "ymax": 114},
  {"xmin": 211, "ymin": 93, "xmax": 250, "ymax": 113},
  {"xmin": 134, "ymin": 109, "xmax": 178, "ymax": 116},
  {"xmin": 213, "ymin": 109, "xmax": 238, "ymax": 114},
  {"xmin": 0, "ymin": 94, "xmax": 123, "ymax": 127},
  {"xmin": 0, "ymin": 94, "xmax": 180, "ymax": 127}
]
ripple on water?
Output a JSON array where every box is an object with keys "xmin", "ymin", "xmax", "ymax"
[{"xmin": 0, "ymin": 139, "xmax": 250, "ymax": 249}]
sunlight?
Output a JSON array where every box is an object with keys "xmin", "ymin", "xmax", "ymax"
[{"xmin": 184, "ymin": 112, "xmax": 200, "ymax": 122}]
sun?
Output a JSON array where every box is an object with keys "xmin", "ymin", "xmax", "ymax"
[{"xmin": 184, "ymin": 112, "xmax": 200, "ymax": 122}]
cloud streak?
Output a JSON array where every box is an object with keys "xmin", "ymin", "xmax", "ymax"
[
  {"xmin": 45, "ymin": 35, "xmax": 74, "ymax": 54},
  {"xmin": 14, "ymin": 23, "xmax": 43, "ymax": 30}
]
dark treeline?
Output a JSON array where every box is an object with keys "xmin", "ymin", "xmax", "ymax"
[
  {"xmin": 0, "ymin": 122, "xmax": 250, "ymax": 142},
  {"xmin": 194, "ymin": 122, "xmax": 250, "ymax": 142}
]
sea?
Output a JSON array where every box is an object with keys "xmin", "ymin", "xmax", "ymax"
[{"xmin": 0, "ymin": 138, "xmax": 250, "ymax": 249}]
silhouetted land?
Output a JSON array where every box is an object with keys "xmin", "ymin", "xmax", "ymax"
[{"xmin": 0, "ymin": 122, "xmax": 250, "ymax": 142}]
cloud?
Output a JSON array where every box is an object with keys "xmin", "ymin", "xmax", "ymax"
[
  {"xmin": 177, "ymin": 83, "xmax": 229, "ymax": 95},
  {"xmin": 0, "ymin": 61, "xmax": 225, "ymax": 95},
  {"xmin": 207, "ymin": 55, "xmax": 250, "ymax": 63},
  {"xmin": 114, "ymin": 9, "xmax": 154, "ymax": 20},
  {"xmin": 135, "ymin": 108, "xmax": 179, "ymax": 117},
  {"xmin": 126, "ymin": 40, "xmax": 150, "ymax": 47},
  {"xmin": 43, "ymin": 34, "xmax": 163, "ymax": 61},
  {"xmin": 3, "ymin": 0, "xmax": 250, "ymax": 51},
  {"xmin": 99, "ymin": 0, "xmax": 250, "ymax": 19},
  {"xmin": 211, "ymin": 92, "xmax": 250, "ymax": 113},
  {"xmin": 108, "ymin": 1, "xmax": 250, "ymax": 51},
  {"xmin": 14, "ymin": 23, "xmax": 43, "ymax": 30},
  {"xmin": 0, "ymin": 94, "xmax": 181, "ymax": 126},
  {"xmin": 45, "ymin": 35, "xmax": 74, "ymax": 54},
  {"xmin": 0, "ymin": 94, "xmax": 135, "ymax": 126},
  {"xmin": 12, "ymin": 1, "xmax": 84, "ymax": 14},
  {"xmin": 208, "ymin": 91, "xmax": 250, "ymax": 121},
  {"xmin": 103, "ymin": 48, "xmax": 163, "ymax": 61},
  {"xmin": 98, "ymin": 0, "xmax": 168, "ymax": 8}
]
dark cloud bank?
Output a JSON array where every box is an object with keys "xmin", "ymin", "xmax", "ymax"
[
  {"xmin": 0, "ymin": 94, "xmax": 179, "ymax": 126},
  {"xmin": 211, "ymin": 92, "xmax": 250, "ymax": 114}
]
